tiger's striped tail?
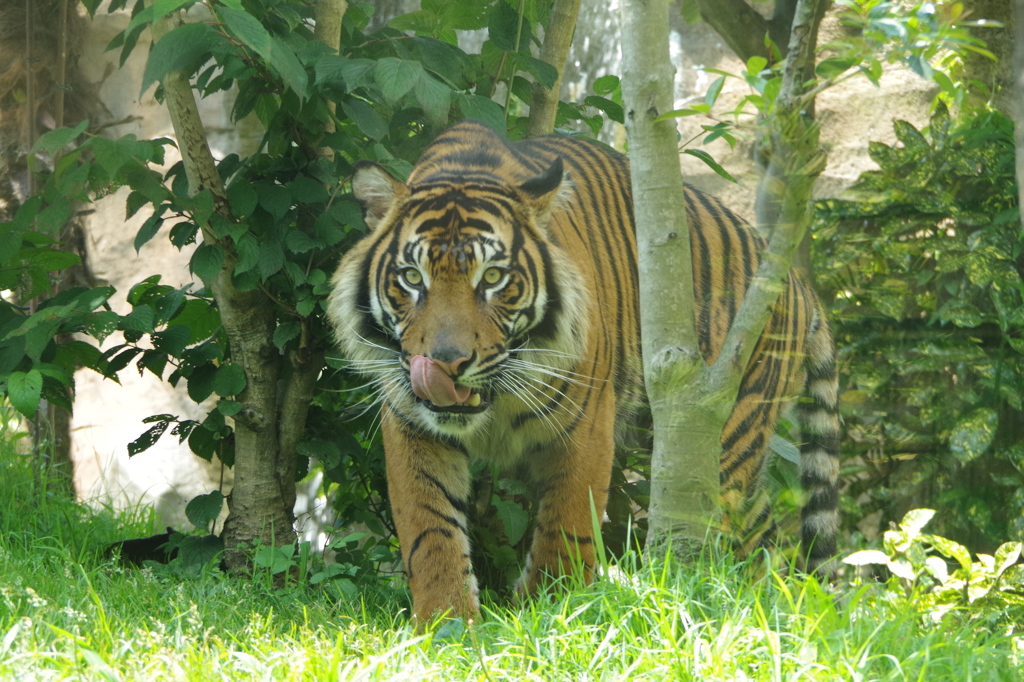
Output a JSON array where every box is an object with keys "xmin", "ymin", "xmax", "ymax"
[{"xmin": 798, "ymin": 310, "xmax": 841, "ymax": 578}]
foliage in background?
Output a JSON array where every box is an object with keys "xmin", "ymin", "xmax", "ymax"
[
  {"xmin": 815, "ymin": 104, "xmax": 1023, "ymax": 551},
  {"xmin": 845, "ymin": 508, "xmax": 1024, "ymax": 631}
]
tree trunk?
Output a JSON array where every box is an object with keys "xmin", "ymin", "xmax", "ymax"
[
  {"xmin": 152, "ymin": 11, "xmax": 294, "ymax": 570},
  {"xmin": 526, "ymin": 0, "xmax": 581, "ymax": 137},
  {"xmin": 623, "ymin": 0, "xmax": 827, "ymax": 558},
  {"xmin": 621, "ymin": 0, "xmax": 720, "ymax": 556}
]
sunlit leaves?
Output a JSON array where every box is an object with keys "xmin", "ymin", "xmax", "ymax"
[{"xmin": 818, "ymin": 105, "xmax": 1023, "ymax": 549}]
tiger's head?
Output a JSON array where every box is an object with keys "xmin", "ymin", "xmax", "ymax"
[{"xmin": 327, "ymin": 157, "xmax": 589, "ymax": 437}]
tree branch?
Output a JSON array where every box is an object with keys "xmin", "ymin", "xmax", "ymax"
[
  {"xmin": 709, "ymin": 0, "xmax": 827, "ymax": 388},
  {"xmin": 526, "ymin": 0, "xmax": 581, "ymax": 137},
  {"xmin": 693, "ymin": 0, "xmax": 772, "ymax": 61}
]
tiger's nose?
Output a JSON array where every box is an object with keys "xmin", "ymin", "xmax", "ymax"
[{"xmin": 430, "ymin": 353, "xmax": 470, "ymax": 378}]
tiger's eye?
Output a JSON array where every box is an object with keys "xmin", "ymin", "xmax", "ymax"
[
  {"xmin": 401, "ymin": 268, "xmax": 423, "ymax": 286},
  {"xmin": 482, "ymin": 267, "xmax": 503, "ymax": 285}
]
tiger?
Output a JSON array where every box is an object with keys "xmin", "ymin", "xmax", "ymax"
[{"xmin": 326, "ymin": 119, "xmax": 841, "ymax": 624}]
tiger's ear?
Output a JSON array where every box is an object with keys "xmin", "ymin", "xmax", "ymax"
[
  {"xmin": 352, "ymin": 161, "xmax": 409, "ymax": 230},
  {"xmin": 518, "ymin": 157, "xmax": 568, "ymax": 226}
]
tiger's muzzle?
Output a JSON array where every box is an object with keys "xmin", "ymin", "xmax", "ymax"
[{"xmin": 408, "ymin": 355, "xmax": 490, "ymax": 414}]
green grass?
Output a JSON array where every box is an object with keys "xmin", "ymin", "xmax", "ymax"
[{"xmin": 1, "ymin": 438, "xmax": 1021, "ymax": 680}]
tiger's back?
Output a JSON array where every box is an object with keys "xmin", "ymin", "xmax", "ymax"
[{"xmin": 328, "ymin": 120, "xmax": 840, "ymax": 623}]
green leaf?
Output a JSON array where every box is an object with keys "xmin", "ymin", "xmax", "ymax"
[
  {"xmin": 898, "ymin": 508, "xmax": 935, "ymax": 539},
  {"xmin": 704, "ymin": 76, "xmax": 725, "ymax": 107},
  {"xmin": 140, "ymin": 22, "xmax": 220, "ymax": 94},
  {"xmin": 253, "ymin": 544, "xmax": 297, "ymax": 574},
  {"xmin": 190, "ymin": 242, "xmax": 224, "ymax": 284},
  {"xmin": 7, "ymin": 369, "xmax": 43, "ymax": 418},
  {"xmin": 488, "ymin": 1, "xmax": 525, "ymax": 52},
  {"xmin": 994, "ymin": 542, "xmax": 1022, "ymax": 578},
  {"xmin": 32, "ymin": 120, "xmax": 89, "ymax": 156},
  {"xmin": 257, "ymin": 242, "xmax": 285, "ymax": 280},
  {"xmin": 296, "ymin": 297, "xmax": 316, "ymax": 317},
  {"xmin": 492, "ymin": 496, "xmax": 529, "ymax": 545},
  {"xmin": 414, "ymin": 74, "xmax": 452, "ymax": 128},
  {"xmin": 273, "ymin": 320, "xmax": 301, "ymax": 351},
  {"xmin": 287, "ymin": 177, "xmax": 328, "ymax": 204},
  {"xmin": 187, "ymin": 363, "xmax": 218, "ymax": 403},
  {"xmin": 188, "ymin": 423, "xmax": 217, "ymax": 461},
  {"xmin": 592, "ymin": 75, "xmax": 620, "ymax": 96},
  {"xmin": 217, "ymin": 399, "xmax": 242, "ymax": 416},
  {"xmin": 285, "ymin": 230, "xmax": 318, "ymax": 254},
  {"xmin": 228, "ymin": 181, "xmax": 258, "ymax": 218},
  {"xmin": 134, "ymin": 214, "xmax": 164, "ymax": 252},
  {"xmin": 583, "ymin": 96, "xmax": 623, "ymax": 124},
  {"xmin": 220, "ymin": 7, "xmax": 272, "ymax": 54},
  {"xmin": 256, "ymin": 183, "xmax": 292, "ymax": 222},
  {"xmin": 342, "ymin": 99, "xmax": 387, "ymax": 140},
  {"xmin": 927, "ymin": 534, "xmax": 972, "ymax": 571},
  {"xmin": 842, "ymin": 549, "xmax": 891, "ymax": 566},
  {"xmin": 213, "ymin": 363, "xmax": 246, "ymax": 397},
  {"xmin": 21, "ymin": 248, "xmax": 81, "ymax": 272},
  {"xmin": 125, "ymin": 0, "xmax": 198, "ymax": 36},
  {"xmin": 745, "ymin": 56, "xmax": 768, "ymax": 76},
  {"xmin": 178, "ymin": 534, "xmax": 225, "ymax": 568},
  {"xmin": 315, "ymin": 56, "xmax": 374, "ymax": 89},
  {"xmin": 185, "ymin": 491, "xmax": 224, "ymax": 529},
  {"xmin": 684, "ymin": 149, "xmax": 737, "ymax": 183},
  {"xmin": 232, "ymin": 233, "xmax": 258, "ymax": 275},
  {"xmin": 517, "ymin": 55, "xmax": 558, "ymax": 90},
  {"xmin": 412, "ymin": 37, "xmax": 471, "ymax": 88},
  {"xmin": 949, "ymin": 408, "xmax": 998, "ymax": 464},
  {"xmin": 152, "ymin": 324, "xmax": 192, "ymax": 358},
  {"xmin": 128, "ymin": 420, "xmax": 169, "ymax": 456},
  {"xmin": 769, "ymin": 434, "xmax": 800, "ymax": 464},
  {"xmin": 815, "ymin": 57, "xmax": 858, "ymax": 80},
  {"xmin": 267, "ymin": 37, "xmax": 309, "ymax": 99},
  {"xmin": 373, "ymin": 58, "xmax": 423, "ymax": 106},
  {"xmin": 455, "ymin": 94, "xmax": 505, "ymax": 133}
]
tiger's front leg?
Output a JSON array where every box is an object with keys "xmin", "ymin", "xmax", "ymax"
[
  {"xmin": 516, "ymin": 393, "xmax": 617, "ymax": 596},
  {"xmin": 382, "ymin": 410, "xmax": 477, "ymax": 624}
]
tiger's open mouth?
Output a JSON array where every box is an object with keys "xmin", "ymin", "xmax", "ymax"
[{"xmin": 418, "ymin": 390, "xmax": 490, "ymax": 414}]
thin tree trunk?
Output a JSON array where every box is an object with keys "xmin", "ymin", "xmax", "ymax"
[
  {"xmin": 718, "ymin": 0, "xmax": 827, "ymax": 386},
  {"xmin": 152, "ymin": 11, "xmax": 293, "ymax": 570},
  {"xmin": 525, "ymin": 0, "xmax": 581, "ymax": 137},
  {"xmin": 314, "ymin": 0, "xmax": 347, "ymax": 149},
  {"xmin": 623, "ymin": 0, "xmax": 827, "ymax": 557},
  {"xmin": 621, "ymin": 0, "xmax": 720, "ymax": 556}
]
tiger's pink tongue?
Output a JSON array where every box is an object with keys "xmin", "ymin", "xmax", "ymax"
[{"xmin": 410, "ymin": 355, "xmax": 472, "ymax": 406}]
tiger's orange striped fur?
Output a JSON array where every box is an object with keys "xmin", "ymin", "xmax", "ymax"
[{"xmin": 327, "ymin": 120, "xmax": 840, "ymax": 623}]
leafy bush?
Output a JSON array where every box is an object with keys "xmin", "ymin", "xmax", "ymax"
[
  {"xmin": 845, "ymin": 508, "xmax": 1024, "ymax": 630},
  {"xmin": 815, "ymin": 104, "xmax": 1024, "ymax": 551}
]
